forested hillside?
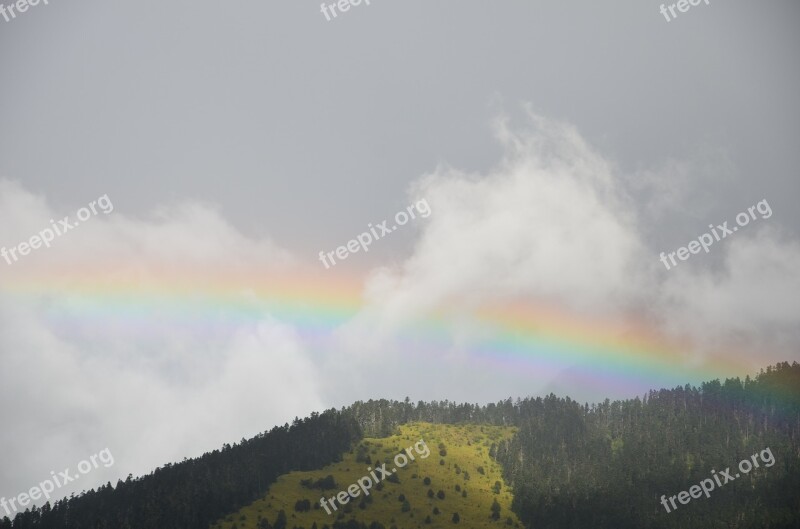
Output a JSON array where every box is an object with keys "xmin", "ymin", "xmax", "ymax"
[
  {"xmin": 494, "ymin": 362, "xmax": 800, "ymax": 529},
  {"xmin": 2, "ymin": 362, "xmax": 798, "ymax": 529},
  {"xmin": 1, "ymin": 412, "xmax": 362, "ymax": 529}
]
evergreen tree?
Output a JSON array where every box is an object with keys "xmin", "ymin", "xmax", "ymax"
[
  {"xmin": 274, "ymin": 509, "xmax": 287, "ymax": 529},
  {"xmin": 490, "ymin": 498, "xmax": 501, "ymax": 520}
]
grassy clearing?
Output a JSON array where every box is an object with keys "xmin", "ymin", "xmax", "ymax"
[{"xmin": 210, "ymin": 422, "xmax": 521, "ymax": 529}]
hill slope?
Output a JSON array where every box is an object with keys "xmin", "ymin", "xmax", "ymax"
[{"xmin": 211, "ymin": 423, "xmax": 521, "ymax": 529}]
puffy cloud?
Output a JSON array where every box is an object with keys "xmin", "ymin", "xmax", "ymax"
[
  {"xmin": 344, "ymin": 109, "xmax": 800, "ymax": 376},
  {"xmin": 0, "ymin": 181, "xmax": 322, "ymax": 503},
  {"xmin": 346, "ymin": 109, "xmax": 650, "ymax": 342},
  {"xmin": 659, "ymin": 226, "xmax": 800, "ymax": 354}
]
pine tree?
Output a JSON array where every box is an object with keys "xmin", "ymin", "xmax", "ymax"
[{"xmin": 490, "ymin": 498, "xmax": 501, "ymax": 520}]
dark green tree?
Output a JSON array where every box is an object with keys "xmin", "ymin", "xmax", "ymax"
[
  {"xmin": 274, "ymin": 509, "xmax": 287, "ymax": 529},
  {"xmin": 490, "ymin": 498, "xmax": 501, "ymax": 520}
]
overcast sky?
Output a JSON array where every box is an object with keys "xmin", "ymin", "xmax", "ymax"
[{"xmin": 1, "ymin": 0, "xmax": 799, "ymax": 511}]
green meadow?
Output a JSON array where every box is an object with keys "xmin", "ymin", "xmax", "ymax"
[{"xmin": 210, "ymin": 422, "xmax": 521, "ymax": 529}]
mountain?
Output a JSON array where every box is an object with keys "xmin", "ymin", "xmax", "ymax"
[{"xmin": 2, "ymin": 362, "xmax": 798, "ymax": 529}]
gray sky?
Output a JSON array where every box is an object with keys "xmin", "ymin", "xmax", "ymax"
[{"xmin": 1, "ymin": 0, "xmax": 799, "ymax": 512}]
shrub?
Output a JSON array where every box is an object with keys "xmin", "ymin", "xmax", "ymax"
[
  {"xmin": 491, "ymin": 498, "xmax": 501, "ymax": 520},
  {"xmin": 300, "ymin": 475, "xmax": 337, "ymax": 490},
  {"xmin": 355, "ymin": 445, "xmax": 371, "ymax": 463}
]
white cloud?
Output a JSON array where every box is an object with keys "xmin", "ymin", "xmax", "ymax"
[
  {"xmin": 344, "ymin": 109, "xmax": 650, "ymax": 343},
  {"xmin": 342, "ymin": 109, "xmax": 800, "ymax": 383},
  {"xmin": 659, "ymin": 226, "xmax": 800, "ymax": 353},
  {"xmin": 0, "ymin": 181, "xmax": 322, "ymax": 504}
]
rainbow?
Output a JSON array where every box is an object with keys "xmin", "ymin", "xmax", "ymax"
[{"xmin": 2, "ymin": 262, "xmax": 758, "ymax": 396}]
